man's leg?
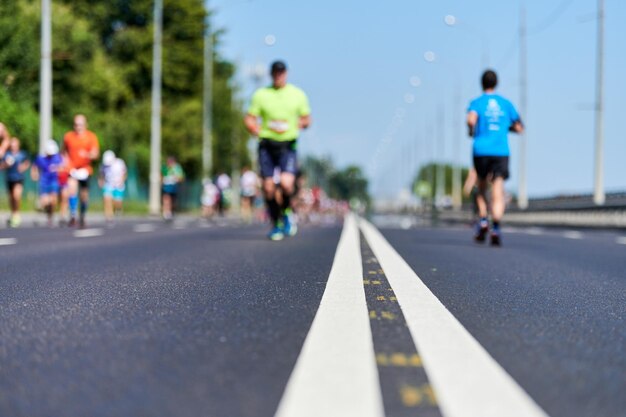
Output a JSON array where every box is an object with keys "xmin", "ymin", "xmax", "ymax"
[
  {"xmin": 68, "ymin": 178, "xmax": 79, "ymax": 225},
  {"xmin": 279, "ymin": 172, "xmax": 295, "ymax": 214},
  {"xmin": 491, "ymin": 176, "xmax": 505, "ymax": 223},
  {"xmin": 103, "ymin": 195, "xmax": 113, "ymax": 221},
  {"xmin": 489, "ymin": 176, "xmax": 505, "ymax": 246},
  {"xmin": 263, "ymin": 178, "xmax": 280, "ymax": 226},
  {"xmin": 474, "ymin": 178, "xmax": 490, "ymax": 242},
  {"xmin": 9, "ymin": 183, "xmax": 23, "ymax": 226},
  {"xmin": 79, "ymin": 183, "xmax": 89, "ymax": 227},
  {"xmin": 162, "ymin": 193, "xmax": 172, "ymax": 219}
]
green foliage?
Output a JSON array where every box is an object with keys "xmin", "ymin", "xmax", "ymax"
[
  {"xmin": 413, "ymin": 163, "xmax": 470, "ymax": 200},
  {"xmin": 0, "ymin": 0, "xmax": 246, "ymax": 183},
  {"xmin": 328, "ymin": 166, "xmax": 370, "ymax": 205},
  {"xmin": 301, "ymin": 155, "xmax": 370, "ymax": 206}
]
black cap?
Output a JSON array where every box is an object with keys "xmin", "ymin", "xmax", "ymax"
[{"xmin": 270, "ymin": 60, "xmax": 287, "ymax": 75}]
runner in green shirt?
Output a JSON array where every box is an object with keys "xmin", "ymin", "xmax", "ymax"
[{"xmin": 244, "ymin": 60, "xmax": 311, "ymax": 241}]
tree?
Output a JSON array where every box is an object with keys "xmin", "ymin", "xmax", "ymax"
[
  {"xmin": 412, "ymin": 163, "xmax": 470, "ymax": 200},
  {"xmin": 0, "ymin": 0, "xmax": 247, "ymax": 183},
  {"xmin": 328, "ymin": 165, "xmax": 370, "ymax": 206}
]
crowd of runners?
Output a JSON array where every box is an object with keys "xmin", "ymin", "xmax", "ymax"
[
  {"xmin": 1, "ymin": 59, "xmax": 522, "ymax": 245},
  {"xmin": 0, "ymin": 115, "xmax": 110, "ymax": 228}
]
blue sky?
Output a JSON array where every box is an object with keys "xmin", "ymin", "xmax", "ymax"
[{"xmin": 211, "ymin": 0, "xmax": 625, "ymax": 198}]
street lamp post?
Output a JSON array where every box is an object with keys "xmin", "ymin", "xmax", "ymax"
[
  {"xmin": 593, "ymin": 0, "xmax": 605, "ymax": 206},
  {"xmin": 518, "ymin": 4, "xmax": 529, "ymax": 209},
  {"xmin": 202, "ymin": 6, "xmax": 213, "ymax": 180},
  {"xmin": 149, "ymin": 0, "xmax": 163, "ymax": 216},
  {"xmin": 424, "ymin": 51, "xmax": 463, "ymax": 210},
  {"xmin": 39, "ymin": 0, "xmax": 52, "ymax": 154}
]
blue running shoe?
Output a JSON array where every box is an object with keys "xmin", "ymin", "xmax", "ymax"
[
  {"xmin": 268, "ymin": 226, "xmax": 284, "ymax": 241},
  {"xmin": 474, "ymin": 219, "xmax": 489, "ymax": 243},
  {"xmin": 282, "ymin": 210, "xmax": 298, "ymax": 237}
]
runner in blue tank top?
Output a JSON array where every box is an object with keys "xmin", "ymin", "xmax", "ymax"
[{"xmin": 467, "ymin": 70, "xmax": 523, "ymax": 246}]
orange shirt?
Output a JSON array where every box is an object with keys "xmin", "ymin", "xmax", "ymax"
[{"xmin": 63, "ymin": 130, "xmax": 99, "ymax": 174}]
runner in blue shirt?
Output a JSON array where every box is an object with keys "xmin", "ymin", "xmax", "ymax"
[
  {"xmin": 31, "ymin": 140, "xmax": 63, "ymax": 227},
  {"xmin": 1, "ymin": 137, "xmax": 30, "ymax": 227},
  {"xmin": 467, "ymin": 70, "xmax": 523, "ymax": 246}
]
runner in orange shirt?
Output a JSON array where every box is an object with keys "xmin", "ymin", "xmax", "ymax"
[{"xmin": 63, "ymin": 114, "xmax": 100, "ymax": 228}]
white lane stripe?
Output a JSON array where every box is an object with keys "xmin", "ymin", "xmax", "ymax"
[
  {"xmin": 0, "ymin": 238, "xmax": 17, "ymax": 246},
  {"xmin": 563, "ymin": 231, "xmax": 583, "ymax": 240},
  {"xmin": 360, "ymin": 219, "xmax": 548, "ymax": 417},
  {"xmin": 274, "ymin": 214, "xmax": 384, "ymax": 417},
  {"xmin": 133, "ymin": 224, "xmax": 156, "ymax": 233},
  {"xmin": 616, "ymin": 236, "xmax": 626, "ymax": 245},
  {"xmin": 525, "ymin": 227, "xmax": 544, "ymax": 235},
  {"xmin": 173, "ymin": 222, "xmax": 187, "ymax": 230},
  {"xmin": 73, "ymin": 228, "xmax": 104, "ymax": 238}
]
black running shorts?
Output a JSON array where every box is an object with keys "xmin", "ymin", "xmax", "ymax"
[
  {"xmin": 473, "ymin": 156, "xmax": 509, "ymax": 180},
  {"xmin": 258, "ymin": 139, "xmax": 297, "ymax": 179}
]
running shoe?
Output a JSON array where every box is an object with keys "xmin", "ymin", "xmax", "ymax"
[
  {"xmin": 282, "ymin": 209, "xmax": 298, "ymax": 237},
  {"xmin": 490, "ymin": 231, "xmax": 502, "ymax": 247},
  {"xmin": 474, "ymin": 220, "xmax": 489, "ymax": 243},
  {"xmin": 9, "ymin": 215, "xmax": 21, "ymax": 228},
  {"xmin": 268, "ymin": 226, "xmax": 284, "ymax": 241}
]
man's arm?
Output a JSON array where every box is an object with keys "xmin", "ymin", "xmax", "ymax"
[
  {"xmin": 299, "ymin": 114, "xmax": 311, "ymax": 130},
  {"xmin": 467, "ymin": 111, "xmax": 478, "ymax": 137},
  {"xmin": 510, "ymin": 119, "xmax": 524, "ymax": 134},
  {"xmin": 0, "ymin": 123, "xmax": 10, "ymax": 157},
  {"xmin": 244, "ymin": 114, "xmax": 260, "ymax": 137}
]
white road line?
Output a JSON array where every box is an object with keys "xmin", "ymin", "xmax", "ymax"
[
  {"xmin": 133, "ymin": 224, "xmax": 157, "ymax": 233},
  {"xmin": 616, "ymin": 236, "xmax": 626, "ymax": 245},
  {"xmin": 0, "ymin": 238, "xmax": 17, "ymax": 246},
  {"xmin": 274, "ymin": 214, "xmax": 384, "ymax": 417},
  {"xmin": 360, "ymin": 219, "xmax": 548, "ymax": 417},
  {"xmin": 563, "ymin": 231, "xmax": 583, "ymax": 240},
  {"xmin": 525, "ymin": 227, "xmax": 545, "ymax": 236},
  {"xmin": 172, "ymin": 222, "xmax": 187, "ymax": 230},
  {"xmin": 73, "ymin": 228, "xmax": 104, "ymax": 238}
]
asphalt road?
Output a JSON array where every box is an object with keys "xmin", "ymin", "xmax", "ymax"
[{"xmin": 0, "ymin": 216, "xmax": 624, "ymax": 417}]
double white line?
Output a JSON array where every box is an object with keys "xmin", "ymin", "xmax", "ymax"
[{"xmin": 275, "ymin": 214, "xmax": 548, "ymax": 417}]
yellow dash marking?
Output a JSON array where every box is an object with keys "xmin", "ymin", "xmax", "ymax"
[
  {"xmin": 363, "ymin": 280, "xmax": 371, "ymax": 285},
  {"xmin": 372, "ymin": 280, "xmax": 382, "ymax": 285},
  {"xmin": 390, "ymin": 296, "xmax": 397, "ymax": 302},
  {"xmin": 377, "ymin": 269, "xmax": 384, "ymax": 274},
  {"xmin": 368, "ymin": 271, "xmax": 377, "ymax": 275},
  {"xmin": 409, "ymin": 354, "xmax": 423, "ymax": 367},
  {"xmin": 388, "ymin": 288, "xmax": 394, "ymax": 291},
  {"xmin": 369, "ymin": 310, "xmax": 377, "ymax": 319},
  {"xmin": 377, "ymin": 296, "xmax": 386, "ymax": 301},
  {"xmin": 376, "ymin": 353, "xmax": 389, "ymax": 366},
  {"xmin": 400, "ymin": 386, "xmax": 422, "ymax": 407},
  {"xmin": 390, "ymin": 353, "xmax": 408, "ymax": 367},
  {"xmin": 381, "ymin": 311, "xmax": 395, "ymax": 320},
  {"xmin": 400, "ymin": 384, "xmax": 438, "ymax": 407}
]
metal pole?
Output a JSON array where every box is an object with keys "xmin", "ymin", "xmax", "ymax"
[
  {"xmin": 452, "ymin": 84, "xmax": 462, "ymax": 210},
  {"xmin": 202, "ymin": 6, "xmax": 213, "ymax": 179},
  {"xmin": 436, "ymin": 105, "xmax": 445, "ymax": 205},
  {"xmin": 593, "ymin": 0, "xmax": 605, "ymax": 206},
  {"xmin": 39, "ymin": 0, "xmax": 52, "ymax": 154},
  {"xmin": 149, "ymin": 0, "xmax": 163, "ymax": 215},
  {"xmin": 518, "ymin": 3, "xmax": 529, "ymax": 209}
]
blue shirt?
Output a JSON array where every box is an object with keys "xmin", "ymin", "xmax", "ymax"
[
  {"xmin": 467, "ymin": 93, "xmax": 520, "ymax": 156},
  {"xmin": 3, "ymin": 150, "xmax": 28, "ymax": 182},
  {"xmin": 35, "ymin": 154, "xmax": 62, "ymax": 185}
]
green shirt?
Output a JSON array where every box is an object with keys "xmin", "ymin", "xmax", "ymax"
[
  {"xmin": 248, "ymin": 83, "xmax": 311, "ymax": 142},
  {"xmin": 162, "ymin": 163, "xmax": 184, "ymax": 186}
]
